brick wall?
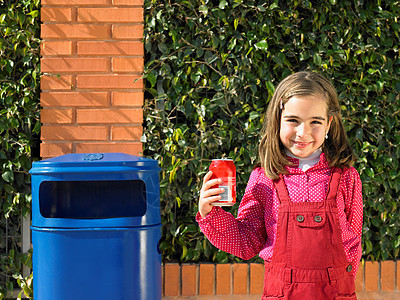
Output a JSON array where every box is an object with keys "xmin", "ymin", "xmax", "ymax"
[
  {"xmin": 40, "ymin": 0, "xmax": 144, "ymax": 158},
  {"xmin": 162, "ymin": 262, "xmax": 400, "ymax": 299}
]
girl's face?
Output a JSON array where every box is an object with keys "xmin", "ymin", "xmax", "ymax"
[{"xmin": 280, "ymin": 95, "xmax": 332, "ymax": 158}]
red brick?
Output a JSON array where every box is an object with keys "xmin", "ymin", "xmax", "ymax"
[
  {"xmin": 76, "ymin": 142, "xmax": 142, "ymax": 155},
  {"xmin": 216, "ymin": 264, "xmax": 231, "ymax": 295},
  {"xmin": 78, "ymin": 8, "xmax": 142, "ymax": 23},
  {"xmin": 365, "ymin": 261, "xmax": 379, "ymax": 291},
  {"xmin": 77, "ymin": 41, "xmax": 143, "ymax": 56},
  {"xmin": 112, "ymin": 24, "xmax": 143, "ymax": 40},
  {"xmin": 112, "ymin": 0, "xmax": 143, "ymax": 5},
  {"xmin": 161, "ymin": 264, "xmax": 164, "ymax": 296},
  {"xmin": 233, "ymin": 263, "xmax": 248, "ymax": 295},
  {"xmin": 41, "ymin": 126, "xmax": 108, "ymax": 141},
  {"xmin": 41, "ymin": 41, "xmax": 73, "ymax": 56},
  {"xmin": 250, "ymin": 263, "xmax": 264, "ymax": 295},
  {"xmin": 163, "ymin": 263, "xmax": 180, "ymax": 296},
  {"xmin": 397, "ymin": 261, "xmax": 400, "ymax": 291},
  {"xmin": 40, "ymin": 142, "xmax": 72, "ymax": 158},
  {"xmin": 355, "ymin": 261, "xmax": 364, "ymax": 292},
  {"xmin": 41, "ymin": 92, "xmax": 109, "ymax": 107},
  {"xmin": 381, "ymin": 260, "xmax": 395, "ymax": 291},
  {"xmin": 199, "ymin": 264, "xmax": 214, "ymax": 295},
  {"xmin": 41, "ymin": 24, "xmax": 110, "ymax": 39},
  {"xmin": 181, "ymin": 264, "xmax": 197, "ymax": 296},
  {"xmin": 76, "ymin": 108, "xmax": 142, "ymax": 124},
  {"xmin": 112, "ymin": 57, "xmax": 144, "ymax": 73},
  {"xmin": 76, "ymin": 75, "xmax": 143, "ymax": 89},
  {"xmin": 41, "ymin": 108, "xmax": 73, "ymax": 124},
  {"xmin": 111, "ymin": 91, "xmax": 143, "ymax": 106},
  {"xmin": 41, "ymin": 58, "xmax": 110, "ymax": 73},
  {"xmin": 111, "ymin": 126, "xmax": 142, "ymax": 141},
  {"xmin": 41, "ymin": 7, "xmax": 72, "ymax": 22},
  {"xmin": 42, "ymin": 0, "xmax": 107, "ymax": 5},
  {"xmin": 41, "ymin": 75, "xmax": 73, "ymax": 91}
]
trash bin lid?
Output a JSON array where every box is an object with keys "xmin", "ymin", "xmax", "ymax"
[{"xmin": 30, "ymin": 153, "xmax": 160, "ymax": 174}]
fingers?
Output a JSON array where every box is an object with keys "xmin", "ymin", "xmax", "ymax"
[
  {"xmin": 202, "ymin": 172, "xmax": 222, "ymax": 191},
  {"xmin": 201, "ymin": 186, "xmax": 225, "ymax": 201},
  {"xmin": 202, "ymin": 171, "xmax": 214, "ymax": 184},
  {"xmin": 199, "ymin": 171, "xmax": 224, "ymax": 218},
  {"xmin": 198, "ymin": 188, "xmax": 222, "ymax": 218}
]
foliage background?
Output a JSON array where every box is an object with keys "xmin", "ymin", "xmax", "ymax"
[
  {"xmin": 143, "ymin": 0, "xmax": 400, "ymax": 264},
  {"xmin": 0, "ymin": 0, "xmax": 40, "ymax": 298}
]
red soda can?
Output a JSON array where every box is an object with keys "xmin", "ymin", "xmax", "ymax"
[{"xmin": 209, "ymin": 159, "xmax": 236, "ymax": 206}]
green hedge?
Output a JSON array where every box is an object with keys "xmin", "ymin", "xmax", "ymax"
[
  {"xmin": 143, "ymin": 0, "xmax": 400, "ymax": 263},
  {"xmin": 0, "ymin": 0, "xmax": 40, "ymax": 298}
]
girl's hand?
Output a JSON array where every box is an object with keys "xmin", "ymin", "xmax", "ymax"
[{"xmin": 198, "ymin": 171, "xmax": 225, "ymax": 218}]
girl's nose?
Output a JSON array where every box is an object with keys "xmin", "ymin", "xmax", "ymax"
[{"xmin": 296, "ymin": 123, "xmax": 309, "ymax": 137}]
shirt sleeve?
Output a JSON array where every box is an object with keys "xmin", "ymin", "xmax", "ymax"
[
  {"xmin": 196, "ymin": 168, "xmax": 269, "ymax": 260},
  {"xmin": 341, "ymin": 167, "xmax": 363, "ymax": 277}
]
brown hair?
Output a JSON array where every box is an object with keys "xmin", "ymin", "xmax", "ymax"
[{"xmin": 258, "ymin": 71, "xmax": 355, "ymax": 179}]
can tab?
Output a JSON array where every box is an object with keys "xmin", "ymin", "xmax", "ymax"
[{"xmin": 83, "ymin": 153, "xmax": 104, "ymax": 161}]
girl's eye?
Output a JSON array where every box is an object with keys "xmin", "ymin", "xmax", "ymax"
[
  {"xmin": 311, "ymin": 120, "xmax": 323, "ymax": 125},
  {"xmin": 286, "ymin": 119, "xmax": 298, "ymax": 123}
]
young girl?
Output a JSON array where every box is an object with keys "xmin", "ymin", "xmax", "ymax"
[{"xmin": 197, "ymin": 71, "xmax": 363, "ymax": 299}]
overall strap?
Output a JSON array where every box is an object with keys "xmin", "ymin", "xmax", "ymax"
[
  {"xmin": 273, "ymin": 174, "xmax": 291, "ymax": 204},
  {"xmin": 325, "ymin": 167, "xmax": 344, "ymax": 203}
]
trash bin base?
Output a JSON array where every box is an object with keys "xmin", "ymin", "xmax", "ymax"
[{"xmin": 31, "ymin": 226, "xmax": 161, "ymax": 300}]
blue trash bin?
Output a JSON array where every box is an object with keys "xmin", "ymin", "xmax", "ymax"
[{"xmin": 30, "ymin": 153, "xmax": 162, "ymax": 300}]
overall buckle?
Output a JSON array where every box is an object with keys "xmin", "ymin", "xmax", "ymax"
[
  {"xmin": 284, "ymin": 268, "xmax": 292, "ymax": 283},
  {"xmin": 327, "ymin": 267, "xmax": 337, "ymax": 284}
]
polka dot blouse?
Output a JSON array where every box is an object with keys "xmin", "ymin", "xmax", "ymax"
[{"xmin": 196, "ymin": 153, "xmax": 363, "ymax": 277}]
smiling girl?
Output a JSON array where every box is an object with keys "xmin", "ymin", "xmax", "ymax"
[{"xmin": 197, "ymin": 71, "xmax": 363, "ymax": 299}]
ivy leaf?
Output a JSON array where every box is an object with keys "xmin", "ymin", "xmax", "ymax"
[
  {"xmin": 199, "ymin": 5, "xmax": 208, "ymax": 16},
  {"xmin": 255, "ymin": 40, "xmax": 268, "ymax": 50},
  {"xmin": 2, "ymin": 171, "xmax": 14, "ymax": 183},
  {"xmin": 219, "ymin": 0, "xmax": 228, "ymax": 10}
]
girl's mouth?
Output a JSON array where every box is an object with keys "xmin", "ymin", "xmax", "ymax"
[{"xmin": 292, "ymin": 141, "xmax": 312, "ymax": 148}]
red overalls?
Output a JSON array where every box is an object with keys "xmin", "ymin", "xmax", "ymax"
[{"xmin": 262, "ymin": 168, "xmax": 357, "ymax": 300}]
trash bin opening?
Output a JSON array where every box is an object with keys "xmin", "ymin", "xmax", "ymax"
[{"xmin": 39, "ymin": 180, "xmax": 147, "ymax": 219}]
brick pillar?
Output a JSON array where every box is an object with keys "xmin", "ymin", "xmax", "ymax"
[{"xmin": 40, "ymin": 0, "xmax": 144, "ymax": 159}]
